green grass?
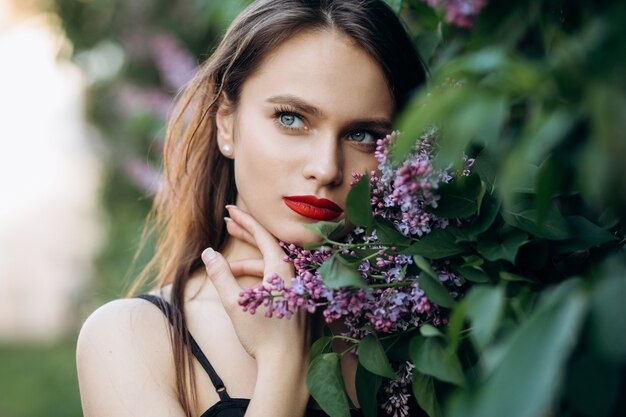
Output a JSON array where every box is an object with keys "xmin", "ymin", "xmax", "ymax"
[{"xmin": 0, "ymin": 336, "xmax": 82, "ymax": 417}]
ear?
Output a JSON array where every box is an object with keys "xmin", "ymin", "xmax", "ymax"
[{"xmin": 216, "ymin": 95, "xmax": 235, "ymax": 158}]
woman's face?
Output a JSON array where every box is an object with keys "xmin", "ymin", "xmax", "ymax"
[{"xmin": 217, "ymin": 30, "xmax": 394, "ymax": 246}]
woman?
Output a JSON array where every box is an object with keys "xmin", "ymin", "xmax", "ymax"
[{"xmin": 76, "ymin": 1, "xmax": 427, "ymax": 416}]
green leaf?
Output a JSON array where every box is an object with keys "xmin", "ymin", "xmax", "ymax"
[
  {"xmin": 415, "ymin": 30, "xmax": 441, "ymax": 62},
  {"xmin": 472, "ymin": 193, "xmax": 501, "ymax": 234},
  {"xmin": 502, "ymin": 200, "xmax": 571, "ymax": 240},
  {"xmin": 535, "ymin": 157, "xmax": 565, "ymax": 224},
  {"xmin": 433, "ymin": 92, "xmax": 508, "ymax": 170},
  {"xmin": 413, "ymin": 255, "xmax": 438, "ymax": 279},
  {"xmin": 554, "ymin": 216, "xmax": 616, "ymax": 253},
  {"xmin": 431, "ymin": 173, "xmax": 482, "ymax": 218},
  {"xmin": 464, "ymin": 286, "xmax": 505, "ymax": 351},
  {"xmin": 346, "ymin": 174, "xmax": 373, "ymax": 228},
  {"xmin": 410, "ymin": 336, "xmax": 465, "ymax": 386},
  {"xmin": 307, "ymin": 353, "xmax": 350, "ymax": 417},
  {"xmin": 499, "ymin": 271, "xmax": 534, "ymax": 283},
  {"xmin": 446, "ymin": 300, "xmax": 468, "ymax": 354},
  {"xmin": 412, "ymin": 371, "xmax": 443, "ymax": 417},
  {"xmin": 310, "ymin": 336, "xmax": 333, "ymax": 361},
  {"xmin": 402, "ymin": 229, "xmax": 466, "ymax": 259},
  {"xmin": 457, "ymin": 265, "xmax": 490, "ymax": 283},
  {"xmin": 420, "ymin": 323, "xmax": 446, "ymax": 338},
  {"xmin": 476, "ymin": 227, "xmax": 528, "ymax": 263},
  {"xmin": 451, "ymin": 280, "xmax": 588, "ymax": 417},
  {"xmin": 319, "ymin": 255, "xmax": 368, "ymax": 289},
  {"xmin": 384, "ymin": 0, "xmax": 403, "ymax": 13},
  {"xmin": 589, "ymin": 270, "xmax": 626, "ymax": 364},
  {"xmin": 393, "ymin": 86, "xmax": 466, "ymax": 164},
  {"xmin": 355, "ymin": 363, "xmax": 382, "ymax": 417},
  {"xmin": 374, "ymin": 216, "xmax": 412, "ymax": 245},
  {"xmin": 473, "ymin": 149, "xmax": 498, "ymax": 191},
  {"xmin": 419, "ymin": 271, "xmax": 456, "ymax": 308},
  {"xmin": 303, "ymin": 219, "xmax": 345, "ymax": 239},
  {"xmin": 358, "ymin": 334, "xmax": 397, "ymax": 379},
  {"xmin": 450, "ymin": 193, "xmax": 501, "ymax": 240}
]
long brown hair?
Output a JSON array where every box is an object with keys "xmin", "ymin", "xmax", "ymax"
[{"xmin": 130, "ymin": 1, "xmax": 427, "ymax": 415}]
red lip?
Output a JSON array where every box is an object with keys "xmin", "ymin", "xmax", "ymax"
[{"xmin": 283, "ymin": 195, "xmax": 343, "ymax": 221}]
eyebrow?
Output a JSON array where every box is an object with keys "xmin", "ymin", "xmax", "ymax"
[
  {"xmin": 266, "ymin": 94, "xmax": 324, "ymax": 116},
  {"xmin": 266, "ymin": 94, "xmax": 393, "ymax": 131}
]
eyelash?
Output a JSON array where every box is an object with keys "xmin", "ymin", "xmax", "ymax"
[{"xmin": 271, "ymin": 106, "xmax": 385, "ymax": 151}]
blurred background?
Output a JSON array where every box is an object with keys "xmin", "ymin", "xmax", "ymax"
[
  {"xmin": 1, "ymin": 0, "xmax": 624, "ymax": 416},
  {"xmin": 0, "ymin": 0, "xmax": 250, "ymax": 415}
]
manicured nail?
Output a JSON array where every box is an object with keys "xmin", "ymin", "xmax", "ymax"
[
  {"xmin": 202, "ymin": 247, "xmax": 216, "ymax": 263},
  {"xmin": 224, "ymin": 216, "xmax": 233, "ymax": 223},
  {"xmin": 225, "ymin": 204, "xmax": 236, "ymax": 210}
]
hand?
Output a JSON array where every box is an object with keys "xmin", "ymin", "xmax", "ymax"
[{"xmin": 201, "ymin": 205, "xmax": 311, "ymax": 364}]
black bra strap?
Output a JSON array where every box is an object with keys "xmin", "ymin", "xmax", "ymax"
[{"xmin": 136, "ymin": 294, "xmax": 231, "ymax": 401}]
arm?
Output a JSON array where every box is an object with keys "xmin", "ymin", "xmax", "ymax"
[
  {"xmin": 76, "ymin": 299, "xmax": 186, "ymax": 417},
  {"xmin": 245, "ymin": 353, "xmax": 310, "ymax": 417}
]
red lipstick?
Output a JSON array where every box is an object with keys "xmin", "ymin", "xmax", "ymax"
[{"xmin": 283, "ymin": 195, "xmax": 343, "ymax": 221}]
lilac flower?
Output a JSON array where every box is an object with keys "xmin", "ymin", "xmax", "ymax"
[
  {"xmin": 150, "ymin": 34, "xmax": 198, "ymax": 91},
  {"xmin": 365, "ymin": 129, "xmax": 451, "ymax": 238},
  {"xmin": 423, "ymin": 0, "xmax": 487, "ymax": 28},
  {"xmin": 381, "ymin": 362, "xmax": 416, "ymax": 417}
]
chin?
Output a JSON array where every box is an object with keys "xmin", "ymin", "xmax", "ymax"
[{"xmin": 272, "ymin": 223, "xmax": 326, "ymax": 247}]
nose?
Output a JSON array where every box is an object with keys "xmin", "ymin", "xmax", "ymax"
[{"xmin": 302, "ymin": 133, "xmax": 343, "ymax": 187}]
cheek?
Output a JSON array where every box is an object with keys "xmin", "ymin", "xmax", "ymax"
[
  {"xmin": 231, "ymin": 117, "xmax": 295, "ymax": 205},
  {"xmin": 343, "ymin": 149, "xmax": 379, "ymax": 181}
]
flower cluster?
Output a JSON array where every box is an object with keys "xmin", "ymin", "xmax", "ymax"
[
  {"xmin": 360, "ymin": 128, "xmax": 451, "ymax": 238},
  {"xmin": 238, "ymin": 130, "xmax": 469, "ymax": 339},
  {"xmin": 381, "ymin": 362, "xmax": 416, "ymax": 417},
  {"xmin": 422, "ymin": 0, "xmax": 487, "ymax": 28}
]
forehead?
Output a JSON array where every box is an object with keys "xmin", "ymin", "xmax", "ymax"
[{"xmin": 239, "ymin": 30, "xmax": 394, "ymax": 119}]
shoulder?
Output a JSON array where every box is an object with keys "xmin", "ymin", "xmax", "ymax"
[
  {"xmin": 77, "ymin": 297, "xmax": 172, "ymax": 359},
  {"xmin": 77, "ymin": 297, "xmax": 185, "ymax": 417}
]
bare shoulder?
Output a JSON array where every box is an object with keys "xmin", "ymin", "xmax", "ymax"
[
  {"xmin": 77, "ymin": 298, "xmax": 185, "ymax": 417},
  {"xmin": 77, "ymin": 297, "xmax": 172, "ymax": 361}
]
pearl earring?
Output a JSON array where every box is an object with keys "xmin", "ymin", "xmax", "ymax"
[{"xmin": 222, "ymin": 144, "xmax": 233, "ymax": 156}]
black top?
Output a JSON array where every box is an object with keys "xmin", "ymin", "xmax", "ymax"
[{"xmin": 136, "ymin": 294, "xmax": 364, "ymax": 417}]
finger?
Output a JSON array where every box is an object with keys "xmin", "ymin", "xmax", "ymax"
[
  {"xmin": 229, "ymin": 259, "xmax": 264, "ymax": 278},
  {"xmin": 226, "ymin": 205, "xmax": 294, "ymax": 279},
  {"xmin": 201, "ymin": 248, "xmax": 244, "ymax": 312},
  {"xmin": 224, "ymin": 217, "xmax": 256, "ymax": 248},
  {"xmin": 226, "ymin": 205, "xmax": 284, "ymax": 259}
]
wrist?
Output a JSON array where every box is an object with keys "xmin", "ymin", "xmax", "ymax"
[{"xmin": 256, "ymin": 355, "xmax": 310, "ymax": 406}]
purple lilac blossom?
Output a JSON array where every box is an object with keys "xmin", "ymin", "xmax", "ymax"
[
  {"xmin": 423, "ymin": 0, "xmax": 487, "ymax": 28},
  {"xmin": 150, "ymin": 34, "xmax": 198, "ymax": 91},
  {"xmin": 381, "ymin": 361, "xmax": 416, "ymax": 417}
]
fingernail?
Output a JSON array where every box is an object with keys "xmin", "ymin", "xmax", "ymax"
[
  {"xmin": 224, "ymin": 217, "xmax": 233, "ymax": 223},
  {"xmin": 202, "ymin": 247, "xmax": 216, "ymax": 263},
  {"xmin": 225, "ymin": 204, "xmax": 236, "ymax": 210}
]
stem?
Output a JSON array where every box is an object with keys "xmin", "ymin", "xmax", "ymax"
[
  {"xmin": 361, "ymin": 248, "xmax": 387, "ymax": 262},
  {"xmin": 369, "ymin": 281, "xmax": 415, "ymax": 289},
  {"xmin": 324, "ymin": 239, "xmax": 389, "ymax": 248},
  {"xmin": 332, "ymin": 335, "xmax": 360, "ymax": 344},
  {"xmin": 379, "ymin": 327, "xmax": 419, "ymax": 340},
  {"xmin": 339, "ymin": 344, "xmax": 357, "ymax": 357}
]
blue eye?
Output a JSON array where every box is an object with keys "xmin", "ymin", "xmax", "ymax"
[
  {"xmin": 278, "ymin": 113, "xmax": 304, "ymax": 128},
  {"xmin": 349, "ymin": 131, "xmax": 375, "ymax": 144}
]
